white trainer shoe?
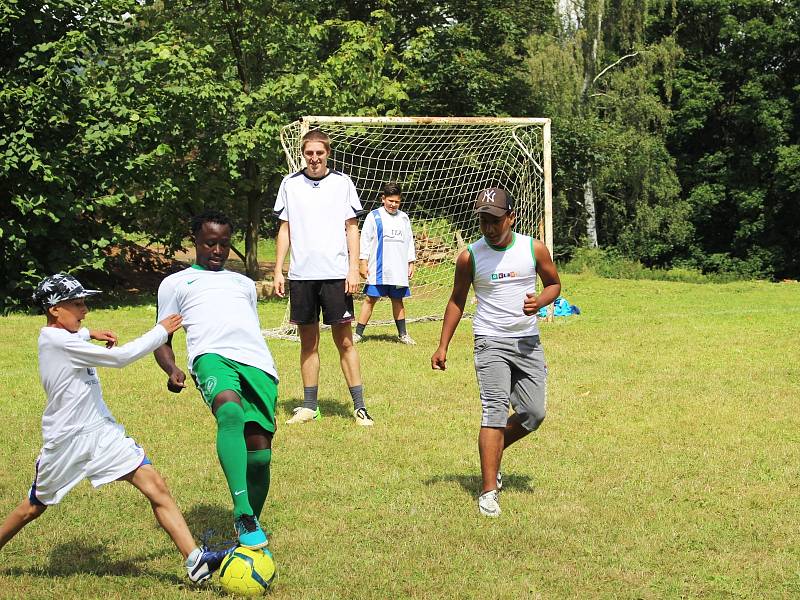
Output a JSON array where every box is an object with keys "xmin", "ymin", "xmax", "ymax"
[
  {"xmin": 353, "ymin": 332, "xmax": 363, "ymax": 343},
  {"xmin": 354, "ymin": 408, "xmax": 374, "ymax": 426},
  {"xmin": 478, "ymin": 490, "xmax": 501, "ymax": 517},
  {"xmin": 397, "ymin": 333, "xmax": 416, "ymax": 345},
  {"xmin": 286, "ymin": 406, "xmax": 320, "ymax": 424}
]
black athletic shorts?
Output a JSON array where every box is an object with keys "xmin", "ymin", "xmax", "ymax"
[{"xmin": 289, "ymin": 279, "xmax": 355, "ymax": 325}]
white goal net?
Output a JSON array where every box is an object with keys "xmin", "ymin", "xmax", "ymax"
[{"xmin": 265, "ymin": 116, "xmax": 552, "ymax": 339}]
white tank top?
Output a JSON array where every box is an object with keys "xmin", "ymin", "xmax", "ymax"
[{"xmin": 469, "ymin": 233, "xmax": 540, "ymax": 337}]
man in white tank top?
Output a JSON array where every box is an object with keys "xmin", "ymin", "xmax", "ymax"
[{"xmin": 431, "ymin": 188, "xmax": 562, "ymax": 517}]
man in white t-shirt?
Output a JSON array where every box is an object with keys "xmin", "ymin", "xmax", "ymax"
[
  {"xmin": 273, "ymin": 128, "xmax": 373, "ymax": 427},
  {"xmin": 154, "ymin": 210, "xmax": 278, "ymax": 550},
  {"xmin": 354, "ymin": 181, "xmax": 417, "ymax": 345},
  {"xmin": 431, "ymin": 188, "xmax": 561, "ymax": 518}
]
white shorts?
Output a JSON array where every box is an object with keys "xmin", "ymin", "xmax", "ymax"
[{"xmin": 30, "ymin": 419, "xmax": 147, "ymax": 506}]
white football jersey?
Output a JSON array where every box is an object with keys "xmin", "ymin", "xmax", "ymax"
[
  {"xmin": 274, "ymin": 169, "xmax": 363, "ymax": 279},
  {"xmin": 156, "ymin": 266, "xmax": 278, "ymax": 379},
  {"xmin": 359, "ymin": 207, "xmax": 416, "ymax": 287}
]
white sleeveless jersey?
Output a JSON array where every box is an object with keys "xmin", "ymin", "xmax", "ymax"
[
  {"xmin": 469, "ymin": 233, "xmax": 540, "ymax": 338},
  {"xmin": 157, "ymin": 266, "xmax": 278, "ymax": 379}
]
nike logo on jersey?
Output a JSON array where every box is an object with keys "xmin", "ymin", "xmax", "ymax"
[
  {"xmin": 187, "ymin": 279, "xmax": 199, "ymax": 285},
  {"xmin": 234, "ymin": 490, "xmax": 246, "ymax": 496}
]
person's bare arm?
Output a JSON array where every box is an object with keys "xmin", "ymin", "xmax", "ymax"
[
  {"xmin": 523, "ymin": 241, "xmax": 562, "ymax": 315},
  {"xmin": 153, "ymin": 335, "xmax": 186, "ymax": 393},
  {"xmin": 273, "ymin": 220, "xmax": 290, "ymax": 298},
  {"xmin": 431, "ymin": 250, "xmax": 472, "ymax": 371},
  {"xmin": 345, "ymin": 217, "xmax": 360, "ymax": 294}
]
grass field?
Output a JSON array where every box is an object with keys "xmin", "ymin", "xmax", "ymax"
[{"xmin": 1, "ymin": 274, "xmax": 799, "ymax": 599}]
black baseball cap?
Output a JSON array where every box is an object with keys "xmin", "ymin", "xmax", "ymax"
[
  {"xmin": 32, "ymin": 274, "xmax": 101, "ymax": 309},
  {"xmin": 475, "ymin": 188, "xmax": 514, "ymax": 216}
]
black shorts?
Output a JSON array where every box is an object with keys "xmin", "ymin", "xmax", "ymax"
[{"xmin": 289, "ymin": 279, "xmax": 355, "ymax": 325}]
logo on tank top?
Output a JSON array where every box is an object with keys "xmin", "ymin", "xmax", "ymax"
[{"xmin": 490, "ymin": 271, "xmax": 518, "ymax": 280}]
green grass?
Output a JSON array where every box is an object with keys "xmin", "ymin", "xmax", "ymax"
[{"xmin": 1, "ymin": 275, "xmax": 799, "ymax": 598}]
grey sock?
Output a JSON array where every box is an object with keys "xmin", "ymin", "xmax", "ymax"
[
  {"xmin": 355, "ymin": 323, "xmax": 366, "ymax": 336},
  {"xmin": 395, "ymin": 319, "xmax": 407, "ymax": 336},
  {"xmin": 302, "ymin": 386, "xmax": 318, "ymax": 411},
  {"xmin": 350, "ymin": 385, "xmax": 365, "ymax": 411}
]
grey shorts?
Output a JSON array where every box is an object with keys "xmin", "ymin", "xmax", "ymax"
[{"xmin": 474, "ymin": 335, "xmax": 547, "ymax": 431}]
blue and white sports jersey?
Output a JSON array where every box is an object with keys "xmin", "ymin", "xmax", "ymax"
[{"xmin": 359, "ymin": 207, "xmax": 416, "ymax": 287}]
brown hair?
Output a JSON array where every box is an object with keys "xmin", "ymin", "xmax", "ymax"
[
  {"xmin": 301, "ymin": 129, "xmax": 331, "ymax": 153},
  {"xmin": 381, "ymin": 181, "xmax": 402, "ymax": 197}
]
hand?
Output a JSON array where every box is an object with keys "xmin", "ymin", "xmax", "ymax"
[
  {"xmin": 408, "ymin": 263, "xmax": 415, "ymax": 279},
  {"xmin": 90, "ymin": 329, "xmax": 118, "ymax": 348},
  {"xmin": 273, "ymin": 271, "xmax": 285, "ymax": 298},
  {"xmin": 345, "ymin": 268, "xmax": 360, "ymax": 295},
  {"xmin": 167, "ymin": 368, "xmax": 187, "ymax": 393},
  {"xmin": 359, "ymin": 266, "xmax": 368, "ymax": 279},
  {"xmin": 431, "ymin": 348, "xmax": 447, "ymax": 371},
  {"xmin": 158, "ymin": 314, "xmax": 183, "ymax": 334},
  {"xmin": 523, "ymin": 292, "xmax": 541, "ymax": 316}
]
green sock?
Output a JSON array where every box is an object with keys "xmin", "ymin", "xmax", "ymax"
[
  {"xmin": 246, "ymin": 449, "xmax": 272, "ymax": 519},
  {"xmin": 215, "ymin": 402, "xmax": 253, "ymax": 518}
]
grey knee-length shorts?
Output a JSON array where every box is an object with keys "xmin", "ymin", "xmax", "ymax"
[{"xmin": 473, "ymin": 335, "xmax": 547, "ymax": 431}]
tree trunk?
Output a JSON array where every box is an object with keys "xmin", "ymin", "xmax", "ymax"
[
  {"xmin": 584, "ymin": 179, "xmax": 599, "ymax": 247},
  {"xmin": 244, "ymin": 158, "xmax": 260, "ymax": 279}
]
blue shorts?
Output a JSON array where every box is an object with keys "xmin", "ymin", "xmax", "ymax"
[{"xmin": 363, "ymin": 284, "xmax": 411, "ymax": 299}]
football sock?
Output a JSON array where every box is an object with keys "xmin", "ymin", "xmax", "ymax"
[
  {"xmin": 395, "ymin": 319, "xmax": 407, "ymax": 336},
  {"xmin": 350, "ymin": 384, "xmax": 365, "ymax": 411},
  {"xmin": 302, "ymin": 386, "xmax": 318, "ymax": 411},
  {"xmin": 215, "ymin": 402, "xmax": 253, "ymax": 518},
  {"xmin": 355, "ymin": 323, "xmax": 366, "ymax": 336},
  {"xmin": 246, "ymin": 449, "xmax": 272, "ymax": 519}
]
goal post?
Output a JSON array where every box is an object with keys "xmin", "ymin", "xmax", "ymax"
[{"xmin": 265, "ymin": 116, "xmax": 552, "ymax": 339}]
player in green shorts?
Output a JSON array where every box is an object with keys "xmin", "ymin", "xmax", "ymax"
[{"xmin": 154, "ymin": 210, "xmax": 279, "ymax": 549}]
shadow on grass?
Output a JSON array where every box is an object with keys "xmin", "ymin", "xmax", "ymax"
[
  {"xmin": 353, "ymin": 333, "xmax": 406, "ymax": 344},
  {"xmin": 425, "ymin": 473, "xmax": 535, "ymax": 495},
  {"xmin": 279, "ymin": 398, "xmax": 354, "ymax": 420},
  {"xmin": 184, "ymin": 503, "xmax": 235, "ymax": 549},
  {"xmin": 1, "ymin": 540, "xmax": 180, "ymax": 584}
]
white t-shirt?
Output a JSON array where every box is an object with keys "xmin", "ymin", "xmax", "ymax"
[
  {"xmin": 469, "ymin": 233, "xmax": 540, "ymax": 338},
  {"xmin": 359, "ymin": 207, "xmax": 416, "ymax": 287},
  {"xmin": 274, "ymin": 169, "xmax": 363, "ymax": 279},
  {"xmin": 156, "ymin": 266, "xmax": 278, "ymax": 379},
  {"xmin": 38, "ymin": 324, "xmax": 168, "ymax": 444}
]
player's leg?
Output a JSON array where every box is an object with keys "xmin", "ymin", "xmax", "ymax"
[
  {"xmin": 323, "ymin": 281, "xmax": 373, "ymax": 425},
  {"xmin": 287, "ymin": 280, "xmax": 323, "ymax": 423},
  {"xmin": 354, "ymin": 294, "xmax": 378, "ymax": 341},
  {"xmin": 391, "ymin": 293, "xmax": 415, "ymax": 344},
  {"xmin": 506, "ymin": 335, "xmax": 547, "ymax": 450},
  {"xmin": 244, "ymin": 423, "xmax": 272, "ymax": 519},
  {"xmin": 121, "ymin": 464, "xmax": 229, "ymax": 582},
  {"xmin": 238, "ymin": 366, "xmax": 278, "ymax": 520},
  {"xmin": 473, "ymin": 337, "xmax": 513, "ymax": 516},
  {"xmin": 0, "ymin": 498, "xmax": 46, "ymax": 551}
]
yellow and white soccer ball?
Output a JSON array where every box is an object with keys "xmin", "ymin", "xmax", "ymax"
[{"xmin": 218, "ymin": 547, "xmax": 276, "ymax": 596}]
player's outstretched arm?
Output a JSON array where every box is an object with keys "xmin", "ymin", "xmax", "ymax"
[
  {"xmin": 523, "ymin": 241, "xmax": 562, "ymax": 315},
  {"xmin": 67, "ymin": 317, "xmax": 180, "ymax": 370},
  {"xmin": 90, "ymin": 329, "xmax": 118, "ymax": 348},
  {"xmin": 273, "ymin": 220, "xmax": 290, "ymax": 298},
  {"xmin": 432, "ymin": 250, "xmax": 472, "ymax": 371}
]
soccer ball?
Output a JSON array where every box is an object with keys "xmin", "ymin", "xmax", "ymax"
[{"xmin": 218, "ymin": 547, "xmax": 276, "ymax": 596}]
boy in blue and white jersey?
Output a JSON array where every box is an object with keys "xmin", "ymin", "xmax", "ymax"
[
  {"xmin": 431, "ymin": 188, "xmax": 561, "ymax": 517},
  {"xmin": 0, "ymin": 274, "xmax": 228, "ymax": 584},
  {"xmin": 355, "ymin": 181, "xmax": 417, "ymax": 344}
]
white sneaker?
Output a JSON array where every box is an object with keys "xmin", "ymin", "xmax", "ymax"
[
  {"xmin": 353, "ymin": 332, "xmax": 363, "ymax": 343},
  {"xmin": 354, "ymin": 408, "xmax": 374, "ymax": 426},
  {"xmin": 286, "ymin": 406, "xmax": 320, "ymax": 424},
  {"xmin": 397, "ymin": 333, "xmax": 416, "ymax": 345},
  {"xmin": 478, "ymin": 490, "xmax": 501, "ymax": 517}
]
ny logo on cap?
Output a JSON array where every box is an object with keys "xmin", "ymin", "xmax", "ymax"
[{"xmin": 483, "ymin": 189, "xmax": 497, "ymax": 202}]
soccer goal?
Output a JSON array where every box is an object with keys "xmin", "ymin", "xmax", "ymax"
[{"xmin": 264, "ymin": 116, "xmax": 552, "ymax": 339}]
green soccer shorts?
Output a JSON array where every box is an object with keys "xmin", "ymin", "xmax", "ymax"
[{"xmin": 192, "ymin": 353, "xmax": 277, "ymax": 433}]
